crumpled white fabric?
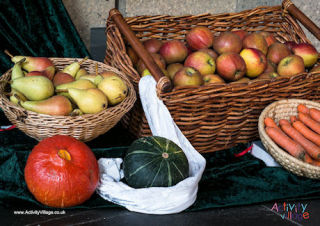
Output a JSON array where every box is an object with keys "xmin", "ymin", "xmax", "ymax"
[{"xmin": 96, "ymin": 75, "xmax": 206, "ymax": 214}]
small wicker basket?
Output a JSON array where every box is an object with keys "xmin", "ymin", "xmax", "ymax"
[
  {"xmin": 0, "ymin": 58, "xmax": 136, "ymax": 142},
  {"xmin": 258, "ymin": 99, "xmax": 320, "ymax": 179}
]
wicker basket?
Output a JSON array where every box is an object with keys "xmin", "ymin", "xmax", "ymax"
[
  {"xmin": 0, "ymin": 58, "xmax": 136, "ymax": 142},
  {"xmin": 258, "ymin": 99, "xmax": 320, "ymax": 179},
  {"xmin": 105, "ymin": 0, "xmax": 320, "ymax": 153}
]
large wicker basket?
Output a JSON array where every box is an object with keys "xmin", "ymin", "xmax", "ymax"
[
  {"xmin": 105, "ymin": 0, "xmax": 320, "ymax": 153},
  {"xmin": 258, "ymin": 99, "xmax": 320, "ymax": 179},
  {"xmin": 0, "ymin": 58, "xmax": 136, "ymax": 142}
]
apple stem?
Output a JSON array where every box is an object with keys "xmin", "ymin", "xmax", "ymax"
[
  {"xmin": 4, "ymin": 50, "xmax": 13, "ymax": 58},
  {"xmin": 79, "ymin": 56, "xmax": 89, "ymax": 65},
  {"xmin": 58, "ymin": 149, "xmax": 71, "ymax": 161}
]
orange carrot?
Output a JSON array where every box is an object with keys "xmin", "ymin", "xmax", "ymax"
[
  {"xmin": 281, "ymin": 123, "xmax": 320, "ymax": 161},
  {"xmin": 279, "ymin": 119, "xmax": 291, "ymax": 126},
  {"xmin": 293, "ymin": 120, "xmax": 320, "ymax": 149},
  {"xmin": 266, "ymin": 126, "xmax": 305, "ymax": 160},
  {"xmin": 297, "ymin": 104, "xmax": 309, "ymax": 114},
  {"xmin": 298, "ymin": 112, "xmax": 320, "ymax": 134},
  {"xmin": 264, "ymin": 117, "xmax": 278, "ymax": 128},
  {"xmin": 310, "ymin": 108, "xmax": 320, "ymax": 123},
  {"xmin": 290, "ymin": 115, "xmax": 298, "ymax": 124}
]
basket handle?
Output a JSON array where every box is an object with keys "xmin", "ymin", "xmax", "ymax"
[
  {"xmin": 283, "ymin": 0, "xmax": 320, "ymax": 41},
  {"xmin": 109, "ymin": 8, "xmax": 173, "ymax": 93}
]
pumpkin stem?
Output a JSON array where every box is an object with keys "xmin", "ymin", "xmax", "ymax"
[
  {"xmin": 162, "ymin": 152, "xmax": 169, "ymax": 159},
  {"xmin": 58, "ymin": 149, "xmax": 71, "ymax": 161}
]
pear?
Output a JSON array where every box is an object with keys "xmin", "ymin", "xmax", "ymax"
[
  {"xmin": 9, "ymin": 89, "xmax": 27, "ymax": 105},
  {"xmin": 11, "ymin": 56, "xmax": 54, "ymax": 72},
  {"xmin": 55, "ymin": 79, "xmax": 96, "ymax": 92},
  {"xmin": 11, "ymin": 58, "xmax": 26, "ymax": 80},
  {"xmin": 75, "ymin": 68, "xmax": 88, "ymax": 80},
  {"xmin": 78, "ymin": 74, "xmax": 104, "ymax": 85},
  {"xmin": 68, "ymin": 88, "xmax": 107, "ymax": 114},
  {"xmin": 11, "ymin": 76, "xmax": 54, "ymax": 101},
  {"xmin": 18, "ymin": 95, "xmax": 73, "ymax": 116},
  {"xmin": 62, "ymin": 57, "xmax": 88, "ymax": 78},
  {"xmin": 97, "ymin": 75, "xmax": 128, "ymax": 105},
  {"xmin": 53, "ymin": 72, "xmax": 75, "ymax": 87},
  {"xmin": 70, "ymin": 108, "xmax": 84, "ymax": 116}
]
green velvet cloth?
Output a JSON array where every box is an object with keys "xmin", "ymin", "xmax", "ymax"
[
  {"xmin": 1, "ymin": 122, "xmax": 320, "ymax": 211},
  {"xmin": 0, "ymin": 0, "xmax": 90, "ymax": 75}
]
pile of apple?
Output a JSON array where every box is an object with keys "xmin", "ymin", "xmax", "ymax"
[
  {"xmin": 5, "ymin": 54, "xmax": 128, "ymax": 116},
  {"xmin": 127, "ymin": 26, "xmax": 319, "ymax": 86}
]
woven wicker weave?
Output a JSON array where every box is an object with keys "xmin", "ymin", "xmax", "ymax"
[
  {"xmin": 258, "ymin": 99, "xmax": 320, "ymax": 179},
  {"xmin": 0, "ymin": 58, "xmax": 136, "ymax": 142},
  {"xmin": 105, "ymin": 0, "xmax": 320, "ymax": 153}
]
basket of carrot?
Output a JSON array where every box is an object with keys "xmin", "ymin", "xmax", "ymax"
[{"xmin": 258, "ymin": 99, "xmax": 320, "ymax": 179}]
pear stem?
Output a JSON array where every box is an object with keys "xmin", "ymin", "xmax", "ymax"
[
  {"xmin": 1, "ymin": 91, "xmax": 12, "ymax": 96},
  {"xmin": 95, "ymin": 63, "xmax": 99, "ymax": 76},
  {"xmin": 56, "ymin": 89, "xmax": 68, "ymax": 93},
  {"xmin": 0, "ymin": 80, "xmax": 12, "ymax": 85},
  {"xmin": 79, "ymin": 56, "xmax": 89, "ymax": 65},
  {"xmin": 4, "ymin": 50, "xmax": 13, "ymax": 58}
]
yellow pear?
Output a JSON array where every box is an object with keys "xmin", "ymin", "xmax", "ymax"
[
  {"xmin": 97, "ymin": 75, "xmax": 128, "ymax": 105},
  {"xmin": 55, "ymin": 79, "xmax": 96, "ymax": 92}
]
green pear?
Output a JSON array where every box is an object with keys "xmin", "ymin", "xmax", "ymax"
[
  {"xmin": 75, "ymin": 68, "xmax": 88, "ymax": 80},
  {"xmin": 68, "ymin": 88, "xmax": 107, "ymax": 114},
  {"xmin": 18, "ymin": 95, "xmax": 73, "ymax": 116},
  {"xmin": 79, "ymin": 74, "xmax": 103, "ymax": 85},
  {"xmin": 70, "ymin": 108, "xmax": 84, "ymax": 116},
  {"xmin": 97, "ymin": 75, "xmax": 128, "ymax": 105},
  {"xmin": 9, "ymin": 89, "xmax": 27, "ymax": 105},
  {"xmin": 11, "ymin": 58, "xmax": 26, "ymax": 80},
  {"xmin": 11, "ymin": 56, "xmax": 54, "ymax": 72},
  {"xmin": 11, "ymin": 76, "xmax": 54, "ymax": 101},
  {"xmin": 55, "ymin": 79, "xmax": 96, "ymax": 92},
  {"xmin": 62, "ymin": 57, "xmax": 88, "ymax": 78}
]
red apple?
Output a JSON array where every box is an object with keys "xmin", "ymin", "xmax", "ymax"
[
  {"xmin": 203, "ymin": 74, "xmax": 225, "ymax": 84},
  {"xmin": 186, "ymin": 26, "xmax": 214, "ymax": 50},
  {"xmin": 243, "ymin": 33, "xmax": 268, "ymax": 55},
  {"xmin": 260, "ymin": 31, "xmax": 277, "ymax": 47},
  {"xmin": 213, "ymin": 32, "xmax": 242, "ymax": 54},
  {"xmin": 53, "ymin": 71, "xmax": 75, "ymax": 86},
  {"xmin": 167, "ymin": 63, "xmax": 184, "ymax": 80},
  {"xmin": 285, "ymin": 41, "xmax": 297, "ymax": 51},
  {"xmin": 267, "ymin": 42, "xmax": 292, "ymax": 65},
  {"xmin": 292, "ymin": 43, "xmax": 319, "ymax": 67},
  {"xmin": 277, "ymin": 55, "xmax": 305, "ymax": 77},
  {"xmin": 216, "ymin": 52, "xmax": 246, "ymax": 81},
  {"xmin": 173, "ymin": 67, "xmax": 203, "ymax": 87},
  {"xmin": 257, "ymin": 72, "xmax": 280, "ymax": 80},
  {"xmin": 240, "ymin": 48, "xmax": 267, "ymax": 78},
  {"xmin": 159, "ymin": 40, "xmax": 188, "ymax": 64},
  {"xmin": 25, "ymin": 71, "xmax": 43, "ymax": 76},
  {"xmin": 137, "ymin": 53, "xmax": 166, "ymax": 74},
  {"xmin": 24, "ymin": 135, "xmax": 99, "ymax": 208},
  {"xmin": 198, "ymin": 48, "xmax": 218, "ymax": 60},
  {"xmin": 232, "ymin": 30, "xmax": 248, "ymax": 41},
  {"xmin": 143, "ymin": 38, "xmax": 163, "ymax": 53},
  {"xmin": 184, "ymin": 51, "xmax": 216, "ymax": 76}
]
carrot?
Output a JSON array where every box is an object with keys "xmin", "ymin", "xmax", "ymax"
[
  {"xmin": 297, "ymin": 104, "xmax": 309, "ymax": 114},
  {"xmin": 279, "ymin": 119, "xmax": 291, "ymax": 126},
  {"xmin": 290, "ymin": 115, "xmax": 298, "ymax": 124},
  {"xmin": 298, "ymin": 112, "xmax": 320, "ymax": 134},
  {"xmin": 281, "ymin": 123, "xmax": 320, "ymax": 161},
  {"xmin": 304, "ymin": 154, "xmax": 320, "ymax": 167},
  {"xmin": 264, "ymin": 117, "xmax": 278, "ymax": 128},
  {"xmin": 310, "ymin": 108, "xmax": 320, "ymax": 123},
  {"xmin": 265, "ymin": 126, "xmax": 305, "ymax": 160},
  {"xmin": 293, "ymin": 120, "xmax": 320, "ymax": 150}
]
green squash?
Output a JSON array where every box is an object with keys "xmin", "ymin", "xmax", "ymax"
[{"xmin": 123, "ymin": 136, "xmax": 189, "ymax": 188}]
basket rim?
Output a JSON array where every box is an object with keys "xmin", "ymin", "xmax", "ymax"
[
  {"xmin": 258, "ymin": 99, "xmax": 320, "ymax": 173},
  {"xmin": 0, "ymin": 57, "xmax": 136, "ymax": 125}
]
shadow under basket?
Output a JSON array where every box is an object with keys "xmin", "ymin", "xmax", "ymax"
[
  {"xmin": 0, "ymin": 58, "xmax": 136, "ymax": 142},
  {"xmin": 105, "ymin": 0, "xmax": 320, "ymax": 153},
  {"xmin": 259, "ymin": 99, "xmax": 320, "ymax": 179}
]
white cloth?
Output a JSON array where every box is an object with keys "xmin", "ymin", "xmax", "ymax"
[
  {"xmin": 250, "ymin": 141, "xmax": 280, "ymax": 167},
  {"xmin": 96, "ymin": 75, "xmax": 206, "ymax": 214}
]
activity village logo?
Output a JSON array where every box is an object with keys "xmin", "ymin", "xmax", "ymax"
[{"xmin": 270, "ymin": 202, "xmax": 310, "ymax": 222}]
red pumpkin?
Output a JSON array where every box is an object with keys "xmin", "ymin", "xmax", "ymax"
[{"xmin": 24, "ymin": 135, "xmax": 99, "ymax": 208}]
